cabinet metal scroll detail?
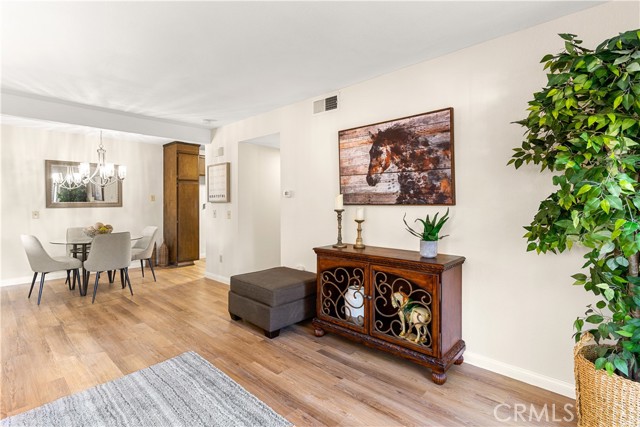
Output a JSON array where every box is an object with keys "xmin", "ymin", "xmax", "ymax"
[
  {"xmin": 373, "ymin": 271, "xmax": 433, "ymax": 349},
  {"xmin": 320, "ymin": 267, "xmax": 365, "ymax": 326}
]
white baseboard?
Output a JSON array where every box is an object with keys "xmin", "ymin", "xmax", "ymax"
[
  {"xmin": 204, "ymin": 272, "xmax": 229, "ymax": 285},
  {"xmin": 464, "ymin": 351, "xmax": 575, "ymax": 398},
  {"xmin": 1, "ymin": 263, "xmax": 144, "ymax": 288},
  {"xmin": 0, "ymin": 271, "xmax": 67, "ymax": 287}
]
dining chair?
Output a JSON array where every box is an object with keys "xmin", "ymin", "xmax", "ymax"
[
  {"xmin": 65, "ymin": 227, "xmax": 90, "ymax": 287},
  {"xmin": 131, "ymin": 226, "xmax": 159, "ymax": 282},
  {"xmin": 66, "ymin": 227, "xmax": 90, "ymax": 261},
  {"xmin": 84, "ymin": 232, "xmax": 132, "ymax": 303},
  {"xmin": 20, "ymin": 235, "xmax": 82, "ymax": 305}
]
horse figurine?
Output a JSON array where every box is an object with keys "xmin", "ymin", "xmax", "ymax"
[
  {"xmin": 365, "ymin": 124, "xmax": 453, "ymax": 204},
  {"xmin": 391, "ymin": 291, "xmax": 431, "ymax": 344}
]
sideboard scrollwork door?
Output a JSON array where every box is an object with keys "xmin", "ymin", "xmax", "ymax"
[
  {"xmin": 370, "ymin": 265, "xmax": 439, "ymax": 357},
  {"xmin": 316, "ymin": 258, "xmax": 368, "ymax": 333}
]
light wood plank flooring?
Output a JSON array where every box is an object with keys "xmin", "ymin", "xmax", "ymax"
[{"xmin": 1, "ymin": 262, "xmax": 577, "ymax": 426}]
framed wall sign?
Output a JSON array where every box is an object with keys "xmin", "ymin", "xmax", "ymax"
[
  {"xmin": 208, "ymin": 162, "xmax": 230, "ymax": 203},
  {"xmin": 338, "ymin": 107, "xmax": 455, "ymax": 205}
]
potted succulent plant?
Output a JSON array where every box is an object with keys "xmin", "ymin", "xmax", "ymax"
[
  {"xmin": 509, "ymin": 30, "xmax": 640, "ymax": 426},
  {"xmin": 403, "ymin": 208, "xmax": 449, "ymax": 258}
]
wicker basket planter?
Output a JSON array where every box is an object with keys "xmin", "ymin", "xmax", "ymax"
[{"xmin": 574, "ymin": 335, "xmax": 640, "ymax": 427}]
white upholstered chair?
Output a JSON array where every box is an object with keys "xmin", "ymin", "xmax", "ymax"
[
  {"xmin": 83, "ymin": 232, "xmax": 132, "ymax": 303},
  {"xmin": 66, "ymin": 227, "xmax": 90, "ymax": 261},
  {"xmin": 21, "ymin": 235, "xmax": 82, "ymax": 305},
  {"xmin": 131, "ymin": 226, "xmax": 158, "ymax": 281}
]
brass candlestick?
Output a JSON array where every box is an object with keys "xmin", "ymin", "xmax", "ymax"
[
  {"xmin": 333, "ymin": 209, "xmax": 347, "ymax": 248},
  {"xmin": 353, "ymin": 219, "xmax": 365, "ymax": 249}
]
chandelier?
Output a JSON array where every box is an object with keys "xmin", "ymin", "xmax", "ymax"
[{"xmin": 52, "ymin": 131, "xmax": 126, "ymax": 190}]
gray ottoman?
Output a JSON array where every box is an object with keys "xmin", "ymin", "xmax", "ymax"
[{"xmin": 229, "ymin": 267, "xmax": 317, "ymax": 338}]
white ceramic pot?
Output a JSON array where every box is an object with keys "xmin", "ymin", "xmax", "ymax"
[{"xmin": 420, "ymin": 240, "xmax": 438, "ymax": 258}]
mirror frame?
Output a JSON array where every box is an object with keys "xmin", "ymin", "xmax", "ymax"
[{"xmin": 45, "ymin": 160, "xmax": 123, "ymax": 208}]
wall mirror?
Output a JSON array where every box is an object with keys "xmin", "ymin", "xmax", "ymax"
[{"xmin": 45, "ymin": 160, "xmax": 123, "ymax": 208}]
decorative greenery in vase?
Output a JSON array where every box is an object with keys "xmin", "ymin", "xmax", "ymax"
[
  {"xmin": 403, "ymin": 208, "xmax": 450, "ymax": 241},
  {"xmin": 509, "ymin": 30, "xmax": 640, "ymax": 382}
]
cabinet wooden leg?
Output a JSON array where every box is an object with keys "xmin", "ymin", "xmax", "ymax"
[
  {"xmin": 314, "ymin": 327, "xmax": 326, "ymax": 337},
  {"xmin": 431, "ymin": 371, "xmax": 447, "ymax": 385},
  {"xmin": 454, "ymin": 355, "xmax": 464, "ymax": 365}
]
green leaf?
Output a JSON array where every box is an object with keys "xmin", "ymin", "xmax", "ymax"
[
  {"xmin": 616, "ymin": 330, "xmax": 633, "ymax": 337},
  {"xmin": 622, "ymin": 94, "xmax": 635, "ymax": 110},
  {"xmin": 574, "ymin": 318, "xmax": 584, "ymax": 331},
  {"xmin": 540, "ymin": 54, "xmax": 554, "ymax": 63},
  {"xmin": 586, "ymin": 314, "xmax": 604, "ymax": 324},
  {"xmin": 605, "ymin": 361, "xmax": 615, "ymax": 375},
  {"xmin": 599, "ymin": 242, "xmax": 615, "ymax": 256},
  {"xmin": 622, "ymin": 118, "xmax": 636, "ymax": 130},
  {"xmin": 595, "ymin": 357, "xmax": 607, "ymax": 370},
  {"xmin": 600, "ymin": 199, "xmax": 610, "ymax": 214},
  {"xmin": 619, "ymin": 180, "xmax": 635, "ymax": 192},
  {"xmin": 577, "ymin": 184, "xmax": 592, "ymax": 195},
  {"xmin": 613, "ymin": 95, "xmax": 623, "ymax": 109},
  {"xmin": 604, "ymin": 288, "xmax": 615, "ymax": 301},
  {"xmin": 615, "ymin": 256, "xmax": 629, "ymax": 267},
  {"xmin": 613, "ymin": 357, "xmax": 629, "ymax": 376},
  {"xmin": 627, "ymin": 61, "xmax": 640, "ymax": 73},
  {"xmin": 605, "ymin": 195, "xmax": 623, "ymax": 210}
]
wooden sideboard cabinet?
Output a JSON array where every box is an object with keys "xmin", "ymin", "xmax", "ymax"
[{"xmin": 312, "ymin": 245, "xmax": 465, "ymax": 384}]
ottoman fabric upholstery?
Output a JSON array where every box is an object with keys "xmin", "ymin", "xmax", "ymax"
[
  {"xmin": 229, "ymin": 267, "xmax": 316, "ymax": 338},
  {"xmin": 230, "ymin": 267, "xmax": 316, "ymax": 306}
]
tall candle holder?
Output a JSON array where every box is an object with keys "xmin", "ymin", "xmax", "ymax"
[
  {"xmin": 353, "ymin": 219, "xmax": 365, "ymax": 249},
  {"xmin": 333, "ymin": 209, "xmax": 347, "ymax": 248}
]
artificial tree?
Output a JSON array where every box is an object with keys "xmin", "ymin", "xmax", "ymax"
[{"xmin": 510, "ymin": 29, "xmax": 640, "ymax": 382}]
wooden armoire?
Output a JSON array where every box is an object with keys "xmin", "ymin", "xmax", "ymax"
[{"xmin": 163, "ymin": 142, "xmax": 200, "ymax": 266}]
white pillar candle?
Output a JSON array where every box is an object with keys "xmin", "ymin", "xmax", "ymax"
[
  {"xmin": 335, "ymin": 194, "xmax": 343, "ymax": 210},
  {"xmin": 356, "ymin": 207, "xmax": 364, "ymax": 220}
]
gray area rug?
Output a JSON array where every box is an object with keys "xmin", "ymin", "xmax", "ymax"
[{"xmin": 1, "ymin": 351, "xmax": 292, "ymax": 427}]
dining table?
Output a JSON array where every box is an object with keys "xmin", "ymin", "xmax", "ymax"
[{"xmin": 50, "ymin": 233, "xmax": 142, "ymax": 296}]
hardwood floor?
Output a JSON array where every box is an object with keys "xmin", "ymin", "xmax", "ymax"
[{"xmin": 1, "ymin": 262, "xmax": 577, "ymax": 426}]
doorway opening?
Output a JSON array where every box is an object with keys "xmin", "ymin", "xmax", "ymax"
[{"xmin": 238, "ymin": 133, "xmax": 281, "ymax": 273}]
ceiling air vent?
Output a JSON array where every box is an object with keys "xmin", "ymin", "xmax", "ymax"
[{"xmin": 313, "ymin": 95, "xmax": 338, "ymax": 114}]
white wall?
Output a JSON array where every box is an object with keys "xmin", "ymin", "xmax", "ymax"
[
  {"xmin": 205, "ymin": 2, "xmax": 639, "ymax": 396},
  {"xmin": 237, "ymin": 142, "xmax": 281, "ymax": 274},
  {"xmin": 0, "ymin": 125, "xmax": 164, "ymax": 284}
]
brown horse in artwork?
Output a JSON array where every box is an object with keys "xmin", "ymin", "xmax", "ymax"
[{"xmin": 365, "ymin": 124, "xmax": 452, "ymax": 204}]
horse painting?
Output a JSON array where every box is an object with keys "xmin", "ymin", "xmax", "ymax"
[{"xmin": 338, "ymin": 108, "xmax": 454, "ymax": 205}]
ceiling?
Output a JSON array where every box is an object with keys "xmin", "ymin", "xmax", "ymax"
[{"xmin": 1, "ymin": 1, "xmax": 601, "ymax": 144}]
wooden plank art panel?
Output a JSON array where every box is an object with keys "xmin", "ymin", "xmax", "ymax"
[{"xmin": 338, "ymin": 108, "xmax": 455, "ymax": 205}]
